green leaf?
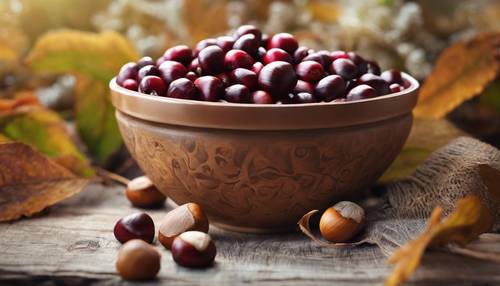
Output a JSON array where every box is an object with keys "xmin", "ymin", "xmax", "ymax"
[{"xmin": 26, "ymin": 30, "xmax": 139, "ymax": 163}]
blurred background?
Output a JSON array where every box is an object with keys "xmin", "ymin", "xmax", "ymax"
[{"xmin": 0, "ymin": 0, "xmax": 499, "ymax": 176}]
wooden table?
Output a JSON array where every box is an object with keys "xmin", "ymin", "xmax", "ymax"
[{"xmin": 1, "ymin": 183, "xmax": 499, "ymax": 285}]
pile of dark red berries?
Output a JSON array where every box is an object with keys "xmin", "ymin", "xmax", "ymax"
[{"xmin": 116, "ymin": 25, "xmax": 409, "ymax": 104}]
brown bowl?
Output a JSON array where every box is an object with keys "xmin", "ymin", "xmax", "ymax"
[{"xmin": 110, "ymin": 74, "xmax": 419, "ymax": 233}]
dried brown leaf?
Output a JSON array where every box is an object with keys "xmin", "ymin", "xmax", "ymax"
[
  {"xmin": 414, "ymin": 32, "xmax": 500, "ymax": 119},
  {"xmin": 479, "ymin": 164, "xmax": 500, "ymax": 203},
  {"xmin": 0, "ymin": 142, "xmax": 88, "ymax": 222},
  {"xmin": 385, "ymin": 195, "xmax": 493, "ymax": 286}
]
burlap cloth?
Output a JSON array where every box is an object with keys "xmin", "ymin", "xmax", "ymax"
[{"xmin": 364, "ymin": 136, "xmax": 500, "ymax": 255}]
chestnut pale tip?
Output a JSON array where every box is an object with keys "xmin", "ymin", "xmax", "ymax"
[
  {"xmin": 128, "ymin": 176, "xmax": 154, "ymax": 191},
  {"xmin": 333, "ymin": 201, "xmax": 365, "ymax": 223},
  {"xmin": 178, "ymin": 231, "xmax": 211, "ymax": 251}
]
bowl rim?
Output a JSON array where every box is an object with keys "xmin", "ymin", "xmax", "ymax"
[{"xmin": 110, "ymin": 73, "xmax": 419, "ymax": 130}]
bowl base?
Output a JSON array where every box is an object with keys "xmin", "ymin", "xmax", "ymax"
[{"xmin": 212, "ymin": 222, "xmax": 297, "ymax": 234}]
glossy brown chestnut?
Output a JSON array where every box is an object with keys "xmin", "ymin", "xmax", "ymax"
[
  {"xmin": 114, "ymin": 212, "xmax": 155, "ymax": 244},
  {"xmin": 126, "ymin": 176, "xmax": 166, "ymax": 208},
  {"xmin": 116, "ymin": 239, "xmax": 161, "ymax": 280},
  {"xmin": 171, "ymin": 231, "xmax": 216, "ymax": 268}
]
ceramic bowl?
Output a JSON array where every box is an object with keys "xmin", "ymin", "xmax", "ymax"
[{"xmin": 110, "ymin": 74, "xmax": 419, "ymax": 233}]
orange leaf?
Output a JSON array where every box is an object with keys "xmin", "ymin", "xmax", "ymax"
[
  {"xmin": 414, "ymin": 32, "xmax": 500, "ymax": 119},
  {"xmin": 0, "ymin": 142, "xmax": 88, "ymax": 222},
  {"xmin": 385, "ymin": 195, "xmax": 493, "ymax": 286}
]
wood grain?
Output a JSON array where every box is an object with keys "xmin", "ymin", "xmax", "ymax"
[{"xmin": 0, "ymin": 183, "xmax": 499, "ymax": 285}]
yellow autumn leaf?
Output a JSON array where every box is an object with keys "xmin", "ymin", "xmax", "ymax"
[
  {"xmin": 307, "ymin": 2, "xmax": 340, "ymax": 23},
  {"xmin": 0, "ymin": 3, "xmax": 29, "ymax": 66},
  {"xmin": 26, "ymin": 30, "xmax": 139, "ymax": 163},
  {"xmin": 414, "ymin": 32, "xmax": 500, "ymax": 119},
  {"xmin": 385, "ymin": 195, "xmax": 494, "ymax": 286}
]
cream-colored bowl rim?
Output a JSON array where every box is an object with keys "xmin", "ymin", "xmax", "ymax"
[{"xmin": 110, "ymin": 73, "xmax": 419, "ymax": 130}]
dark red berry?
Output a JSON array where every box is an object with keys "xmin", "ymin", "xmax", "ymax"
[
  {"xmin": 346, "ymin": 84, "xmax": 377, "ymax": 101},
  {"xmin": 194, "ymin": 76, "xmax": 224, "ymax": 102},
  {"xmin": 295, "ymin": 61, "xmax": 324, "ymax": 82},
  {"xmin": 330, "ymin": 58, "xmax": 358, "ymax": 81},
  {"xmin": 257, "ymin": 47, "xmax": 267, "ymax": 61},
  {"xmin": 258, "ymin": 61, "xmax": 297, "ymax": 96},
  {"xmin": 185, "ymin": 71, "xmax": 198, "ymax": 82},
  {"xmin": 314, "ymin": 75, "xmax": 346, "ymax": 102},
  {"xmin": 252, "ymin": 90, "xmax": 273, "ymax": 104},
  {"xmin": 263, "ymin": 48, "xmax": 293, "ymax": 65},
  {"xmin": 403, "ymin": 80, "xmax": 411, "ymax": 89},
  {"xmin": 293, "ymin": 92, "xmax": 316, "ymax": 104},
  {"xmin": 163, "ymin": 45, "xmax": 193, "ymax": 66},
  {"xmin": 261, "ymin": 33, "xmax": 270, "ymax": 47},
  {"xmin": 294, "ymin": 46, "xmax": 311, "ymax": 63},
  {"xmin": 189, "ymin": 58, "xmax": 201, "ymax": 74},
  {"xmin": 251, "ymin": 62, "xmax": 264, "ymax": 75},
  {"xmin": 233, "ymin": 34, "xmax": 260, "ymax": 56},
  {"xmin": 137, "ymin": 56, "xmax": 154, "ymax": 70},
  {"xmin": 234, "ymin": 25, "xmax": 262, "ymax": 41},
  {"xmin": 302, "ymin": 53, "xmax": 327, "ymax": 67},
  {"xmin": 224, "ymin": 49, "xmax": 254, "ymax": 70},
  {"xmin": 158, "ymin": 61, "xmax": 188, "ymax": 85},
  {"xmin": 194, "ymin": 38, "xmax": 217, "ymax": 56},
  {"xmin": 268, "ymin": 33, "xmax": 298, "ymax": 54},
  {"xmin": 167, "ymin": 78, "xmax": 198, "ymax": 100},
  {"xmin": 390, "ymin": 83, "xmax": 403, "ymax": 93},
  {"xmin": 122, "ymin": 79, "xmax": 138, "ymax": 91},
  {"xmin": 138, "ymin": 65, "xmax": 161, "ymax": 82},
  {"xmin": 230, "ymin": 68, "xmax": 258, "ymax": 91},
  {"xmin": 330, "ymin": 50, "xmax": 349, "ymax": 62},
  {"xmin": 224, "ymin": 84, "xmax": 251, "ymax": 103},
  {"xmin": 113, "ymin": 213, "xmax": 155, "ymax": 244},
  {"xmin": 216, "ymin": 36, "xmax": 235, "ymax": 53},
  {"xmin": 198, "ymin": 46, "xmax": 224, "ymax": 75},
  {"xmin": 139, "ymin": 76, "xmax": 166, "ymax": 97},
  {"xmin": 117, "ymin": 62, "xmax": 138, "ymax": 85},
  {"xmin": 216, "ymin": 73, "xmax": 231, "ymax": 86},
  {"xmin": 345, "ymin": 79, "xmax": 359, "ymax": 93},
  {"xmin": 358, "ymin": 73, "xmax": 390, "ymax": 96},
  {"xmin": 293, "ymin": 80, "xmax": 315, "ymax": 94},
  {"xmin": 381, "ymin": 69, "xmax": 404, "ymax": 85},
  {"xmin": 347, "ymin": 52, "xmax": 368, "ymax": 75},
  {"xmin": 366, "ymin": 60, "xmax": 381, "ymax": 75},
  {"xmin": 316, "ymin": 50, "xmax": 333, "ymax": 67},
  {"xmin": 276, "ymin": 94, "xmax": 294, "ymax": 104}
]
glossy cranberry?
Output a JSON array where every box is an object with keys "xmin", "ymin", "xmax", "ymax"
[
  {"xmin": 194, "ymin": 76, "xmax": 224, "ymax": 101},
  {"xmin": 330, "ymin": 58, "xmax": 358, "ymax": 81},
  {"xmin": 316, "ymin": 50, "xmax": 333, "ymax": 66},
  {"xmin": 358, "ymin": 73, "xmax": 390, "ymax": 96},
  {"xmin": 381, "ymin": 69, "xmax": 404, "ymax": 85},
  {"xmin": 224, "ymin": 49, "xmax": 254, "ymax": 71},
  {"xmin": 330, "ymin": 50, "xmax": 349, "ymax": 61},
  {"xmin": 256, "ymin": 47, "xmax": 267, "ymax": 61},
  {"xmin": 122, "ymin": 79, "xmax": 138, "ymax": 91},
  {"xmin": 167, "ymin": 78, "xmax": 198, "ymax": 99},
  {"xmin": 263, "ymin": 48, "xmax": 293, "ymax": 65},
  {"xmin": 403, "ymin": 80, "xmax": 411, "ymax": 89},
  {"xmin": 346, "ymin": 84, "xmax": 377, "ymax": 101},
  {"xmin": 295, "ymin": 61, "xmax": 324, "ymax": 82},
  {"xmin": 302, "ymin": 53, "xmax": 327, "ymax": 67},
  {"xmin": 348, "ymin": 52, "xmax": 368, "ymax": 75},
  {"xmin": 163, "ymin": 45, "xmax": 193, "ymax": 66},
  {"xmin": 314, "ymin": 75, "xmax": 346, "ymax": 102},
  {"xmin": 138, "ymin": 65, "xmax": 161, "ymax": 82},
  {"xmin": 390, "ymin": 83, "xmax": 403, "ymax": 93},
  {"xmin": 294, "ymin": 46, "xmax": 311, "ymax": 63},
  {"xmin": 293, "ymin": 80, "xmax": 315, "ymax": 94},
  {"xmin": 345, "ymin": 79, "xmax": 359, "ymax": 93},
  {"xmin": 216, "ymin": 36, "xmax": 235, "ymax": 53},
  {"xmin": 251, "ymin": 62, "xmax": 264, "ymax": 75},
  {"xmin": 258, "ymin": 61, "xmax": 297, "ymax": 96},
  {"xmin": 117, "ymin": 62, "xmax": 138, "ymax": 85},
  {"xmin": 139, "ymin": 76, "xmax": 166, "ymax": 97},
  {"xmin": 293, "ymin": 92, "xmax": 316, "ymax": 104},
  {"xmin": 198, "ymin": 46, "xmax": 224, "ymax": 75},
  {"xmin": 366, "ymin": 60, "xmax": 381, "ymax": 75},
  {"xmin": 114, "ymin": 213, "xmax": 155, "ymax": 244},
  {"xmin": 276, "ymin": 94, "xmax": 294, "ymax": 104},
  {"xmin": 137, "ymin": 56, "xmax": 155, "ymax": 70},
  {"xmin": 234, "ymin": 25, "xmax": 262, "ymax": 41},
  {"xmin": 261, "ymin": 33, "xmax": 270, "ymax": 47},
  {"xmin": 230, "ymin": 68, "xmax": 258, "ymax": 91},
  {"xmin": 159, "ymin": 61, "xmax": 188, "ymax": 85},
  {"xmin": 185, "ymin": 71, "xmax": 198, "ymax": 82},
  {"xmin": 224, "ymin": 84, "xmax": 251, "ymax": 103},
  {"xmin": 216, "ymin": 73, "xmax": 231, "ymax": 86},
  {"xmin": 268, "ymin": 33, "xmax": 298, "ymax": 54},
  {"xmin": 189, "ymin": 58, "xmax": 201, "ymax": 74},
  {"xmin": 194, "ymin": 38, "xmax": 217, "ymax": 56},
  {"xmin": 233, "ymin": 34, "xmax": 260, "ymax": 56},
  {"xmin": 251, "ymin": 90, "xmax": 273, "ymax": 104}
]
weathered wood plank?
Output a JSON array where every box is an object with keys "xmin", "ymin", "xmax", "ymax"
[{"xmin": 0, "ymin": 183, "xmax": 499, "ymax": 285}]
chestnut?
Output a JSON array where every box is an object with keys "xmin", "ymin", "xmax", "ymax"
[
  {"xmin": 319, "ymin": 201, "xmax": 365, "ymax": 243},
  {"xmin": 126, "ymin": 176, "xmax": 166, "ymax": 208},
  {"xmin": 116, "ymin": 239, "xmax": 161, "ymax": 280},
  {"xmin": 158, "ymin": 203, "xmax": 209, "ymax": 249},
  {"xmin": 114, "ymin": 212, "xmax": 155, "ymax": 244},
  {"xmin": 171, "ymin": 231, "xmax": 216, "ymax": 268}
]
